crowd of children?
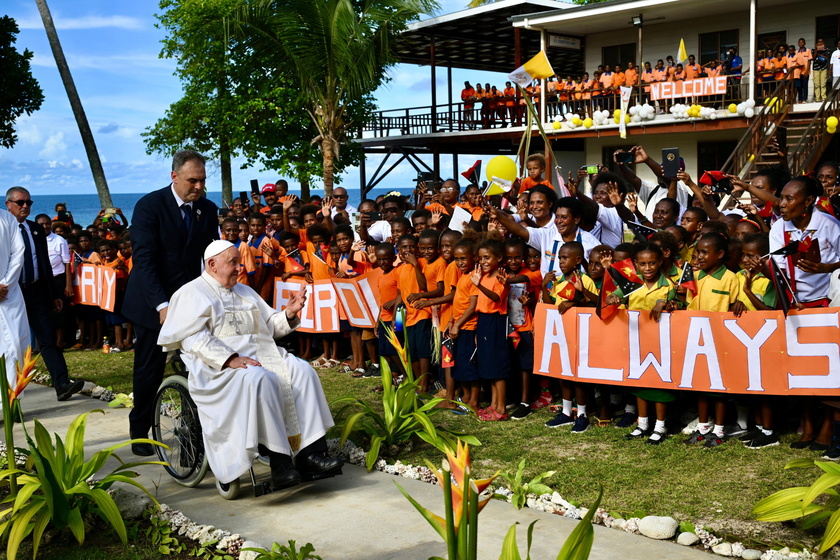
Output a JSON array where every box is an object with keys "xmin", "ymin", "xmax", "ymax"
[{"xmin": 211, "ymin": 149, "xmax": 840, "ymax": 460}]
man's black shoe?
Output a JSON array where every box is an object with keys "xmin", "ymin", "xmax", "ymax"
[
  {"xmin": 131, "ymin": 442, "xmax": 155, "ymax": 456},
  {"xmin": 296, "ymin": 453, "xmax": 343, "ymax": 481},
  {"xmin": 56, "ymin": 379, "xmax": 84, "ymax": 402}
]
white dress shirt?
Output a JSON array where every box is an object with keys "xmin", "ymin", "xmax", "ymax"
[{"xmin": 45, "ymin": 231, "xmax": 71, "ymax": 276}]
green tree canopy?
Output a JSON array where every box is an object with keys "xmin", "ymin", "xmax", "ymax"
[
  {"xmin": 0, "ymin": 15, "xmax": 44, "ymax": 149},
  {"xmin": 233, "ymin": 0, "xmax": 438, "ymax": 196}
]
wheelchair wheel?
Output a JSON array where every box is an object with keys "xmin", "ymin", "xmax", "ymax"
[
  {"xmin": 152, "ymin": 375, "xmax": 209, "ymax": 487},
  {"xmin": 216, "ymin": 477, "xmax": 241, "ymax": 500}
]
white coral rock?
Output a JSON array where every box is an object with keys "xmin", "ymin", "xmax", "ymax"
[{"xmin": 638, "ymin": 516, "xmax": 679, "ymax": 540}]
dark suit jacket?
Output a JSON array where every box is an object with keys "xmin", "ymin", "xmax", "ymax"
[
  {"xmin": 23, "ymin": 219, "xmax": 56, "ymax": 301},
  {"xmin": 122, "ymin": 186, "xmax": 219, "ymax": 330}
]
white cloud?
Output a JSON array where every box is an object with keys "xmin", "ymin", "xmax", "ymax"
[
  {"xmin": 40, "ymin": 132, "xmax": 67, "ymax": 158},
  {"xmin": 71, "ymin": 159, "xmax": 83, "ymax": 168},
  {"xmin": 16, "ymin": 122, "xmax": 42, "ymax": 145},
  {"xmin": 17, "ymin": 15, "xmax": 144, "ymax": 31}
]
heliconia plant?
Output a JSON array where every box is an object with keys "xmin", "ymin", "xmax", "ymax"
[
  {"xmin": 0, "ymin": 348, "xmax": 39, "ymax": 495},
  {"xmin": 396, "ymin": 439, "xmax": 601, "ymax": 560}
]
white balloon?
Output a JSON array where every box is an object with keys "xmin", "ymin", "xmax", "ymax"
[
  {"xmin": 602, "ymin": 110, "xmax": 610, "ymax": 118},
  {"xmin": 745, "ymin": 98, "xmax": 756, "ymax": 109},
  {"xmin": 553, "ymin": 115, "xmax": 561, "ymax": 122},
  {"xmin": 631, "ymin": 114, "xmax": 641, "ymax": 122},
  {"xmin": 629, "ymin": 106, "xmax": 638, "ymax": 115},
  {"xmin": 709, "ymin": 112, "xmax": 718, "ymax": 120},
  {"xmin": 737, "ymin": 105, "xmax": 746, "ymax": 116},
  {"xmin": 744, "ymin": 107, "xmax": 755, "ymax": 118}
]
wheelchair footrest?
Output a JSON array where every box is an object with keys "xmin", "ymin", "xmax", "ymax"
[{"xmin": 254, "ymin": 481, "xmax": 273, "ymax": 497}]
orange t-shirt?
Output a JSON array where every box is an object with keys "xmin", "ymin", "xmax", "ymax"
[
  {"xmin": 519, "ymin": 176, "xmax": 551, "ymax": 195},
  {"xmin": 234, "ymin": 240, "xmax": 257, "ymax": 285},
  {"xmin": 673, "ymin": 70, "xmax": 686, "ymax": 81},
  {"xmin": 378, "ymin": 267, "xmax": 400, "ymax": 323},
  {"xmin": 439, "ymin": 261, "xmax": 461, "ymax": 331},
  {"xmin": 331, "ymin": 250, "xmax": 371, "ymax": 277},
  {"xmin": 599, "ymin": 73, "xmax": 614, "ymax": 88},
  {"xmin": 652, "ymin": 68, "xmax": 667, "ymax": 82},
  {"xmin": 422, "ymin": 257, "xmax": 447, "ymax": 292},
  {"xmin": 685, "ymin": 63, "xmax": 701, "ymax": 80},
  {"xmin": 397, "ymin": 261, "xmax": 432, "ymax": 327},
  {"xmin": 476, "ymin": 273, "xmax": 509, "ymax": 315},
  {"xmin": 503, "ymin": 86, "xmax": 516, "ymax": 107},
  {"xmin": 424, "ymin": 201, "xmax": 451, "ymax": 215},
  {"xmin": 451, "ymin": 273, "xmax": 479, "ymax": 330},
  {"xmin": 613, "ymin": 72, "xmax": 626, "ymax": 87},
  {"xmin": 456, "ymin": 202, "xmax": 483, "ymax": 222},
  {"xmin": 624, "ymin": 68, "xmax": 638, "ymax": 86}
]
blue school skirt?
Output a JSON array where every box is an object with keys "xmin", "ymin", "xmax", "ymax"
[
  {"xmin": 476, "ymin": 312, "xmax": 511, "ymax": 380},
  {"xmin": 452, "ymin": 329, "xmax": 479, "ymax": 382}
]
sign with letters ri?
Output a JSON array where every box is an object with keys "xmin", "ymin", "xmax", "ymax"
[
  {"xmin": 649, "ymin": 76, "xmax": 727, "ymax": 101},
  {"xmin": 274, "ymin": 269, "xmax": 384, "ymax": 333},
  {"xmin": 533, "ymin": 305, "xmax": 840, "ymax": 395},
  {"xmin": 72, "ymin": 264, "xmax": 117, "ymax": 312}
]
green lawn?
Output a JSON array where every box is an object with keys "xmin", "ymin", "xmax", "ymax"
[{"xmin": 61, "ymin": 349, "xmax": 824, "ymax": 549}]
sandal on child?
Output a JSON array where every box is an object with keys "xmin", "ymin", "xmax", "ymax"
[
  {"xmin": 592, "ymin": 416, "xmax": 612, "ymax": 428},
  {"xmin": 340, "ymin": 365, "xmax": 353, "ymax": 374},
  {"xmin": 309, "ymin": 357, "xmax": 329, "ymax": 368},
  {"xmin": 324, "ymin": 359, "xmax": 341, "ymax": 369},
  {"xmin": 352, "ymin": 368, "xmax": 366, "ymax": 378}
]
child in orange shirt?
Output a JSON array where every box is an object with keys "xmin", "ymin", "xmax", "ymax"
[
  {"xmin": 392, "ymin": 235, "xmax": 433, "ymax": 392},
  {"xmin": 248, "ymin": 212, "xmax": 284, "ymax": 304},
  {"xmin": 472, "ymin": 238, "xmax": 511, "ymax": 421},
  {"xmin": 448, "ymin": 238, "xmax": 480, "ymax": 411},
  {"xmin": 518, "ymin": 153, "xmax": 552, "ymax": 194},
  {"xmin": 278, "ymin": 232, "xmax": 309, "ymax": 282},
  {"xmin": 222, "ymin": 218, "xmax": 257, "ymax": 287},
  {"xmin": 504, "ymin": 239, "xmax": 541, "ymax": 420},
  {"xmin": 98, "ymin": 239, "xmax": 129, "ymax": 352},
  {"xmin": 374, "ymin": 242, "xmax": 402, "ymax": 377},
  {"xmin": 332, "ymin": 224, "xmax": 373, "ymax": 377}
]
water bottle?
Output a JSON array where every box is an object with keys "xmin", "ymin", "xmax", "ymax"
[{"xmin": 102, "ymin": 337, "xmax": 110, "ymax": 354}]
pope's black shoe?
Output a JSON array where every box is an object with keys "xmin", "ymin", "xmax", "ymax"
[
  {"xmin": 296, "ymin": 453, "xmax": 343, "ymax": 481},
  {"xmin": 131, "ymin": 442, "xmax": 155, "ymax": 456},
  {"xmin": 268, "ymin": 452, "xmax": 302, "ymax": 490}
]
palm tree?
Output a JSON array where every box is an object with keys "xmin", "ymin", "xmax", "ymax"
[
  {"xmin": 234, "ymin": 0, "xmax": 437, "ymax": 196},
  {"xmin": 35, "ymin": 0, "xmax": 112, "ymax": 208}
]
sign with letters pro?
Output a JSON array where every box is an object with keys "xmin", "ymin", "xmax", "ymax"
[
  {"xmin": 649, "ymin": 77, "xmax": 727, "ymax": 101},
  {"xmin": 533, "ymin": 305, "xmax": 840, "ymax": 395},
  {"xmin": 72, "ymin": 264, "xmax": 117, "ymax": 312}
]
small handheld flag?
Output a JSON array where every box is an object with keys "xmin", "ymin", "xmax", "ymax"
[
  {"xmin": 677, "ymin": 38, "xmax": 688, "ymax": 63},
  {"xmin": 763, "ymin": 240, "xmax": 799, "ymax": 258},
  {"xmin": 767, "ymin": 257, "xmax": 793, "ymax": 315},
  {"xmin": 441, "ymin": 337, "xmax": 455, "ymax": 368},
  {"xmin": 626, "ymin": 221, "xmax": 657, "ymax": 241},
  {"xmin": 461, "ymin": 160, "xmax": 482, "ymax": 186},
  {"xmin": 608, "ymin": 259, "xmax": 643, "ymax": 296},
  {"xmin": 597, "ymin": 265, "xmax": 620, "ymax": 321},
  {"xmin": 678, "ymin": 261, "xmax": 697, "ymax": 296}
]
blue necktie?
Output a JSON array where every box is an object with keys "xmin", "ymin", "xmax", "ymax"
[
  {"xmin": 181, "ymin": 203, "xmax": 192, "ymax": 232},
  {"xmin": 19, "ymin": 224, "xmax": 34, "ymax": 285}
]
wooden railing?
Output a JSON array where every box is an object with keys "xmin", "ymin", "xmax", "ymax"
[
  {"xmin": 720, "ymin": 74, "xmax": 797, "ymax": 178},
  {"xmin": 360, "ymin": 76, "xmax": 754, "ymax": 138},
  {"xmin": 788, "ymin": 80, "xmax": 840, "ymax": 177}
]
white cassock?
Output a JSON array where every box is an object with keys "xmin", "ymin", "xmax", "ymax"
[
  {"xmin": 158, "ymin": 272, "xmax": 334, "ymax": 484},
  {"xmin": 0, "ymin": 210, "xmax": 29, "ymax": 385}
]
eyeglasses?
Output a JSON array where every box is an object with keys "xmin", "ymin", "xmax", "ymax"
[
  {"xmin": 333, "ymin": 194, "xmax": 348, "ymax": 199},
  {"xmin": 10, "ymin": 199, "xmax": 33, "ymax": 207},
  {"xmin": 383, "ymin": 207, "xmax": 400, "ymax": 214},
  {"xmin": 439, "ymin": 186, "xmax": 456, "ymax": 192}
]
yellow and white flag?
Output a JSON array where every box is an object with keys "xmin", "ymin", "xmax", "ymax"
[
  {"xmin": 509, "ymin": 51, "xmax": 555, "ymax": 86},
  {"xmin": 677, "ymin": 38, "xmax": 688, "ymax": 63}
]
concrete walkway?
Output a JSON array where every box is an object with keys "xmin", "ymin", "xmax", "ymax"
[{"xmin": 10, "ymin": 384, "xmax": 712, "ymax": 560}]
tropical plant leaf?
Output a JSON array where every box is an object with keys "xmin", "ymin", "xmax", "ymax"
[
  {"xmin": 816, "ymin": 461, "xmax": 840, "ymax": 476},
  {"xmin": 802, "ymin": 509, "xmax": 835, "ymax": 529},
  {"xmin": 30, "ymin": 509, "xmax": 50, "ymax": 560},
  {"xmin": 529, "ymin": 483, "xmax": 553, "ymax": 496},
  {"xmin": 499, "ymin": 522, "xmax": 522, "ymax": 560},
  {"xmin": 366, "ymin": 435, "xmax": 383, "ymax": 472},
  {"xmin": 87, "ymin": 487, "xmax": 128, "ymax": 544},
  {"xmin": 67, "ymin": 506, "xmax": 85, "ymax": 544},
  {"xmin": 752, "ymin": 487, "xmax": 823, "ymax": 521},
  {"xmin": 7, "ymin": 500, "xmax": 41, "ymax": 560},
  {"xmin": 820, "ymin": 506, "xmax": 840, "ymax": 553},
  {"xmin": 785, "ymin": 458, "xmax": 817, "ymax": 469},
  {"xmin": 802, "ymin": 473, "xmax": 840, "ymax": 510},
  {"xmin": 393, "ymin": 480, "xmax": 447, "ymax": 540}
]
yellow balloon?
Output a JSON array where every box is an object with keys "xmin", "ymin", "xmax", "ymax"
[
  {"xmin": 749, "ymin": 154, "xmax": 755, "ymax": 162},
  {"xmin": 828, "ymin": 126, "xmax": 837, "ymax": 134},
  {"xmin": 572, "ymin": 117, "xmax": 583, "ymax": 126},
  {"xmin": 552, "ymin": 121, "xmax": 561, "ymax": 130},
  {"xmin": 828, "ymin": 116, "xmax": 839, "ymax": 128},
  {"xmin": 485, "ymin": 155, "xmax": 517, "ymax": 183},
  {"xmin": 614, "ymin": 109, "xmax": 622, "ymax": 118},
  {"xmin": 583, "ymin": 118, "xmax": 593, "ymax": 128},
  {"xmin": 625, "ymin": 114, "xmax": 632, "ymax": 124},
  {"xmin": 614, "ymin": 116, "xmax": 620, "ymax": 124},
  {"xmin": 728, "ymin": 103, "xmax": 737, "ymax": 113}
]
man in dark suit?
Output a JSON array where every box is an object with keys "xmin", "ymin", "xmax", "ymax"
[
  {"xmin": 122, "ymin": 150, "xmax": 219, "ymax": 455},
  {"xmin": 5, "ymin": 187, "xmax": 83, "ymax": 401}
]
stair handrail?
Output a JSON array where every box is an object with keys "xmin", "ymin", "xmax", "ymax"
[
  {"xmin": 720, "ymin": 73, "xmax": 797, "ymax": 179},
  {"xmin": 788, "ymin": 80, "xmax": 840, "ymax": 177}
]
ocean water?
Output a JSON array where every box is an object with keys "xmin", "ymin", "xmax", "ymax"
[{"xmin": 29, "ymin": 188, "xmax": 412, "ymax": 229}]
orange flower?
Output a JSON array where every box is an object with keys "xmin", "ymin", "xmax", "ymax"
[
  {"xmin": 439, "ymin": 441, "xmax": 498, "ymax": 530},
  {"xmin": 382, "ymin": 323, "xmax": 410, "ymax": 370},
  {"xmin": 9, "ymin": 347, "xmax": 37, "ymax": 404}
]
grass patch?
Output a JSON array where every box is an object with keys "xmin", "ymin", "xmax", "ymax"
[{"xmin": 60, "ymin": 350, "xmax": 825, "ymax": 547}]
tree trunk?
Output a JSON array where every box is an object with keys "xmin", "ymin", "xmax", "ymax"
[
  {"xmin": 35, "ymin": 0, "xmax": 112, "ymax": 208},
  {"xmin": 299, "ymin": 174, "xmax": 311, "ymax": 201},
  {"xmin": 321, "ymin": 135, "xmax": 336, "ymax": 197},
  {"xmin": 220, "ymin": 136, "xmax": 232, "ymax": 207}
]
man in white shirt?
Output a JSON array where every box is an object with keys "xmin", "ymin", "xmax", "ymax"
[
  {"xmin": 330, "ymin": 187, "xmax": 357, "ymax": 218},
  {"xmin": 615, "ymin": 146, "xmax": 692, "ymax": 221},
  {"xmin": 360, "ymin": 194, "xmax": 403, "ymax": 243},
  {"xmin": 489, "ymin": 197, "xmax": 600, "ymax": 275}
]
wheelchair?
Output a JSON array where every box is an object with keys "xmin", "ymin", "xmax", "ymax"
[{"xmin": 151, "ymin": 368, "xmax": 273, "ymax": 500}]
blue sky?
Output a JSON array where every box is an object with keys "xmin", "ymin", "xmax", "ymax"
[{"xmin": 0, "ymin": 0, "xmax": 519, "ymax": 197}]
